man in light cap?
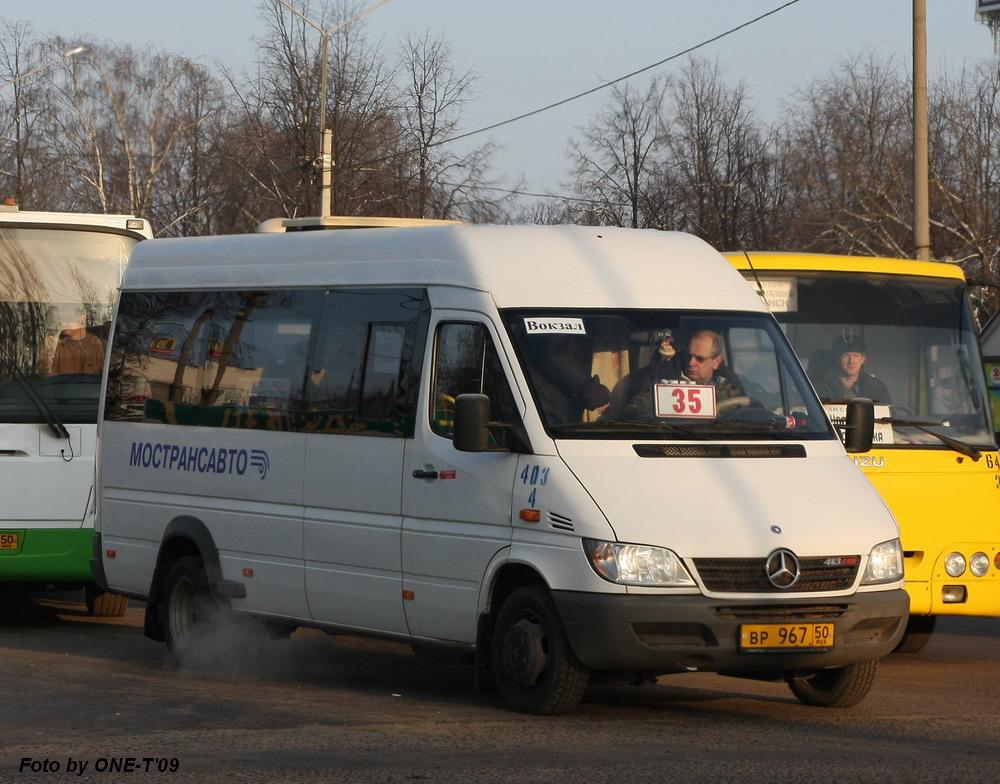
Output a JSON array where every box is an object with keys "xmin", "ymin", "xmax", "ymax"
[{"xmin": 818, "ymin": 334, "xmax": 890, "ymax": 403}]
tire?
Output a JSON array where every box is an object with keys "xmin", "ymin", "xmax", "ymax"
[
  {"xmin": 893, "ymin": 615, "xmax": 936, "ymax": 653},
  {"xmin": 788, "ymin": 659, "xmax": 879, "ymax": 708},
  {"xmin": 84, "ymin": 584, "xmax": 128, "ymax": 617},
  {"xmin": 162, "ymin": 556, "xmax": 224, "ymax": 664},
  {"xmin": 491, "ymin": 585, "xmax": 588, "ymax": 715}
]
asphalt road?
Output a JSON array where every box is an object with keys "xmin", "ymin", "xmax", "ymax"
[{"xmin": 0, "ymin": 591, "xmax": 997, "ymax": 784}]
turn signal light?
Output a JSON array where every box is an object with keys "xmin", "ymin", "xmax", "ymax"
[
  {"xmin": 519, "ymin": 509, "xmax": 541, "ymax": 523},
  {"xmin": 242, "ymin": 568, "xmax": 254, "ymax": 577},
  {"xmin": 105, "ymin": 549, "xmax": 116, "ymax": 558}
]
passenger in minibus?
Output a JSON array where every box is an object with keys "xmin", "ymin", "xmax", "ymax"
[{"xmin": 532, "ymin": 334, "xmax": 611, "ymax": 424}]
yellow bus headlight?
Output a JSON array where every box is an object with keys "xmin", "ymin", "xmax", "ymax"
[
  {"xmin": 969, "ymin": 552, "xmax": 990, "ymax": 577},
  {"xmin": 944, "ymin": 552, "xmax": 967, "ymax": 578}
]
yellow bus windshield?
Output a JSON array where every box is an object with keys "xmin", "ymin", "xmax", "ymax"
[{"xmin": 746, "ymin": 270, "xmax": 994, "ymax": 449}]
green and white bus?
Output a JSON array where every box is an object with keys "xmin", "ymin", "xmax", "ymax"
[{"xmin": 0, "ymin": 206, "xmax": 151, "ymax": 615}]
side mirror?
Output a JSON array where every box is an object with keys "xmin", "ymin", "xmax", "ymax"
[
  {"xmin": 844, "ymin": 397, "xmax": 875, "ymax": 453},
  {"xmin": 454, "ymin": 393, "xmax": 491, "ymax": 452}
]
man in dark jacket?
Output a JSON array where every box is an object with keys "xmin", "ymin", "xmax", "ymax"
[{"xmin": 816, "ymin": 335, "xmax": 890, "ymax": 403}]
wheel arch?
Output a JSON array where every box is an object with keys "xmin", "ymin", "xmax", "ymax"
[{"xmin": 144, "ymin": 516, "xmax": 239, "ymax": 642}]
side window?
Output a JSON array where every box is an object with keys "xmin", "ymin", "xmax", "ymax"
[
  {"xmin": 106, "ymin": 287, "xmax": 428, "ymax": 436},
  {"xmin": 307, "ymin": 288, "xmax": 429, "ymax": 437},
  {"xmin": 202, "ymin": 290, "xmax": 322, "ymax": 430},
  {"xmin": 105, "ymin": 291, "xmax": 214, "ymax": 423},
  {"xmin": 432, "ymin": 322, "xmax": 518, "ymax": 438}
]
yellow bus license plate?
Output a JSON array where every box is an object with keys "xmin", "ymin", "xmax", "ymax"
[
  {"xmin": 740, "ymin": 623, "xmax": 834, "ymax": 651},
  {"xmin": 0, "ymin": 532, "xmax": 19, "ymax": 550}
]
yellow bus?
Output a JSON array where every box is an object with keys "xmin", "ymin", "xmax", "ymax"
[{"xmin": 726, "ymin": 252, "xmax": 999, "ymax": 652}]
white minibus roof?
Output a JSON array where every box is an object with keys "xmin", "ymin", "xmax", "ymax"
[{"xmin": 123, "ymin": 224, "xmax": 763, "ymax": 312}]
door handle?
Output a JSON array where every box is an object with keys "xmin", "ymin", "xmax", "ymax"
[{"xmin": 412, "ymin": 469, "xmax": 439, "ymax": 480}]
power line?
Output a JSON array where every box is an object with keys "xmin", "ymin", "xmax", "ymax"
[
  {"xmin": 441, "ymin": 0, "xmax": 806, "ymax": 148},
  {"xmin": 356, "ymin": 0, "xmax": 805, "ymax": 170}
]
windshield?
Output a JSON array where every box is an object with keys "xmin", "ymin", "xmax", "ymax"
[
  {"xmin": 0, "ymin": 227, "xmax": 136, "ymax": 424},
  {"xmin": 502, "ymin": 309, "xmax": 835, "ymax": 441},
  {"xmin": 751, "ymin": 272, "xmax": 995, "ymax": 448}
]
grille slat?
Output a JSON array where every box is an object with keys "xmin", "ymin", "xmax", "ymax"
[{"xmin": 693, "ymin": 556, "xmax": 860, "ymax": 593}]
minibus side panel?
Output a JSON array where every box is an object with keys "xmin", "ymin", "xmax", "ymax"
[{"xmin": 303, "ymin": 434, "xmax": 407, "ymax": 634}]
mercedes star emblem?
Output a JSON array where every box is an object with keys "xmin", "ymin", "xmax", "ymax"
[{"xmin": 765, "ymin": 548, "xmax": 801, "ymax": 589}]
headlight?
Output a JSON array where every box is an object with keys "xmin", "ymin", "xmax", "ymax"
[
  {"xmin": 582, "ymin": 539, "xmax": 695, "ymax": 587},
  {"xmin": 969, "ymin": 552, "xmax": 990, "ymax": 578},
  {"xmin": 861, "ymin": 538, "xmax": 903, "ymax": 584},
  {"xmin": 945, "ymin": 552, "xmax": 966, "ymax": 578}
]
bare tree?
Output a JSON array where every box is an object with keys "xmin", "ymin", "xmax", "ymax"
[
  {"xmin": 0, "ymin": 23, "xmax": 60, "ymax": 207},
  {"xmin": 41, "ymin": 42, "xmax": 214, "ymax": 228},
  {"xmin": 930, "ymin": 62, "xmax": 1000, "ymax": 316},
  {"xmin": 567, "ymin": 77, "xmax": 669, "ymax": 229},
  {"xmin": 665, "ymin": 57, "xmax": 785, "ymax": 250},
  {"xmin": 396, "ymin": 30, "xmax": 499, "ymax": 221},
  {"xmin": 782, "ymin": 53, "xmax": 913, "ymax": 256}
]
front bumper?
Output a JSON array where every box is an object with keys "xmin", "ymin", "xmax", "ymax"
[{"xmin": 552, "ymin": 589, "xmax": 909, "ymax": 676}]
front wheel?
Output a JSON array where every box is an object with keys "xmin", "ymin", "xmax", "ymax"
[
  {"xmin": 788, "ymin": 659, "xmax": 879, "ymax": 708},
  {"xmin": 491, "ymin": 585, "xmax": 588, "ymax": 715},
  {"xmin": 162, "ymin": 556, "xmax": 224, "ymax": 664}
]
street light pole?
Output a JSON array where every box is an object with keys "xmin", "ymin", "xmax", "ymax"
[
  {"xmin": 913, "ymin": 0, "xmax": 931, "ymax": 260},
  {"xmin": 318, "ymin": 31, "xmax": 332, "ymax": 218},
  {"xmin": 276, "ymin": 0, "xmax": 393, "ymax": 217}
]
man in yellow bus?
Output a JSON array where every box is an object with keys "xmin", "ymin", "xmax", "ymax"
[{"xmin": 816, "ymin": 334, "xmax": 890, "ymax": 403}]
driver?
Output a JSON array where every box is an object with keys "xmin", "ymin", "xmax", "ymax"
[{"xmin": 682, "ymin": 329, "xmax": 744, "ymax": 402}]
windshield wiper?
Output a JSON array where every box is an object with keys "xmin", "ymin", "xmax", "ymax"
[
  {"xmin": 879, "ymin": 415, "xmax": 982, "ymax": 461},
  {"xmin": 9, "ymin": 367, "xmax": 70, "ymax": 439}
]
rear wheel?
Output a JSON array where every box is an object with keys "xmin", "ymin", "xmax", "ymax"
[
  {"xmin": 162, "ymin": 556, "xmax": 223, "ymax": 663},
  {"xmin": 893, "ymin": 615, "xmax": 936, "ymax": 653},
  {"xmin": 788, "ymin": 659, "xmax": 879, "ymax": 708},
  {"xmin": 491, "ymin": 585, "xmax": 588, "ymax": 715},
  {"xmin": 83, "ymin": 583, "xmax": 128, "ymax": 617}
]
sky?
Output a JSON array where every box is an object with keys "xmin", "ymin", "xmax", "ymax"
[{"xmin": 7, "ymin": 0, "xmax": 1000, "ymax": 203}]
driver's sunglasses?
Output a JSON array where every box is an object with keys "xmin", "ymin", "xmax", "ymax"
[{"xmin": 689, "ymin": 353, "xmax": 718, "ymax": 363}]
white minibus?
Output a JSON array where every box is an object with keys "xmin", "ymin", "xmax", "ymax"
[{"xmin": 95, "ymin": 224, "xmax": 908, "ymax": 714}]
